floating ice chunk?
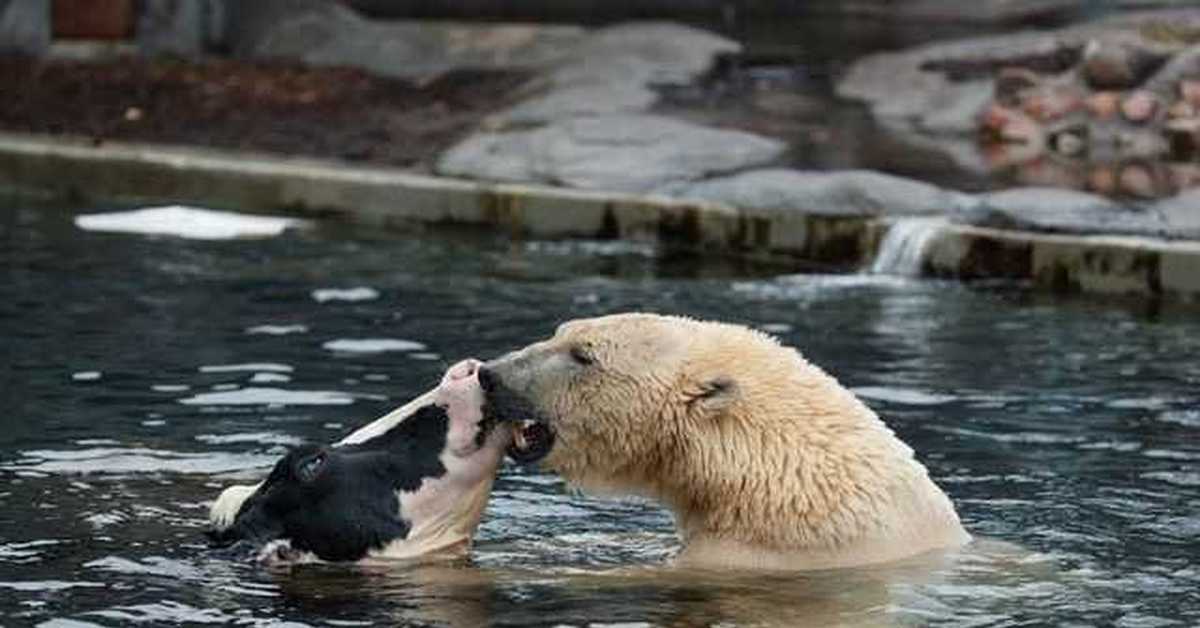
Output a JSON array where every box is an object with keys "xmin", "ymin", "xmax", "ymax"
[
  {"xmin": 245, "ymin": 324, "xmax": 309, "ymax": 335},
  {"xmin": 322, "ymin": 338, "xmax": 426, "ymax": 354},
  {"xmin": 75, "ymin": 206, "xmax": 303, "ymax": 240},
  {"xmin": 199, "ymin": 363, "xmax": 293, "ymax": 373},
  {"xmin": 311, "ymin": 287, "xmax": 379, "ymax": 303},
  {"xmin": 72, "ymin": 371, "xmax": 101, "ymax": 381},
  {"xmin": 177, "ymin": 387, "xmax": 355, "ymax": 406}
]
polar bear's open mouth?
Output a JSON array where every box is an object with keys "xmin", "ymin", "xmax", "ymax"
[{"xmin": 507, "ymin": 419, "xmax": 555, "ymax": 464}]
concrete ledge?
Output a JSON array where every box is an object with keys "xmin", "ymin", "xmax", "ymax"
[
  {"xmin": 1, "ymin": 132, "xmax": 1198, "ymax": 301},
  {"xmin": 0, "ymin": 133, "xmax": 867, "ymax": 265},
  {"xmin": 926, "ymin": 223, "xmax": 1200, "ymax": 299}
]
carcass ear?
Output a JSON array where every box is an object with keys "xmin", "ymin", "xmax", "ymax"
[{"xmin": 683, "ymin": 375, "xmax": 739, "ymax": 415}]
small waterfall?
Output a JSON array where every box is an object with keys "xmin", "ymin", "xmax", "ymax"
[{"xmin": 869, "ymin": 217, "xmax": 945, "ymax": 276}]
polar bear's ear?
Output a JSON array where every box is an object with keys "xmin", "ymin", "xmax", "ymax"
[{"xmin": 683, "ymin": 375, "xmax": 739, "ymax": 416}]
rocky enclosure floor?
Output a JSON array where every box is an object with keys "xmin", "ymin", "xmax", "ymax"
[{"xmin": 0, "ymin": 56, "xmax": 529, "ymax": 168}]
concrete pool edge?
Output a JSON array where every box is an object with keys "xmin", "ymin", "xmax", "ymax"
[{"xmin": 1, "ymin": 132, "xmax": 1197, "ymax": 300}]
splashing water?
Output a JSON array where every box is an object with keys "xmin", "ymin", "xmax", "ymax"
[{"xmin": 870, "ymin": 217, "xmax": 945, "ymax": 276}]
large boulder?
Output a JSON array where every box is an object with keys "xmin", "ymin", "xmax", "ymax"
[
  {"xmin": 956, "ymin": 187, "xmax": 1168, "ymax": 237},
  {"xmin": 494, "ymin": 22, "xmax": 738, "ymax": 124},
  {"xmin": 0, "ymin": 0, "xmax": 49, "ymax": 55},
  {"xmin": 547, "ymin": 22, "xmax": 739, "ymax": 89},
  {"xmin": 436, "ymin": 114, "xmax": 784, "ymax": 193},
  {"xmin": 496, "ymin": 83, "xmax": 658, "ymax": 125},
  {"xmin": 226, "ymin": 0, "xmax": 583, "ymax": 80},
  {"xmin": 836, "ymin": 0, "xmax": 1078, "ymax": 23},
  {"xmin": 658, "ymin": 169, "xmax": 976, "ymax": 216}
]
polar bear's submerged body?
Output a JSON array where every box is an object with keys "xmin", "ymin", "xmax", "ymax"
[{"xmin": 484, "ymin": 313, "xmax": 970, "ymax": 570}]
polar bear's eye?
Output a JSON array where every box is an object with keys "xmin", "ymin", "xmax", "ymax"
[{"xmin": 568, "ymin": 345, "xmax": 595, "ymax": 366}]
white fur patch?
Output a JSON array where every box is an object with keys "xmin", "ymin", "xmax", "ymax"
[{"xmin": 208, "ymin": 483, "xmax": 260, "ymax": 530}]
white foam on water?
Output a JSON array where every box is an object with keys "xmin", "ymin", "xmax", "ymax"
[
  {"xmin": 248, "ymin": 372, "xmax": 292, "ymax": 384},
  {"xmin": 151, "ymin": 384, "xmax": 190, "ymax": 392},
  {"xmin": 199, "ymin": 363, "xmax": 294, "ymax": 373},
  {"xmin": 74, "ymin": 206, "xmax": 303, "ymax": 240},
  {"xmin": 245, "ymin": 324, "xmax": 309, "ymax": 335},
  {"xmin": 71, "ymin": 371, "xmax": 101, "ymax": 382},
  {"xmin": 870, "ymin": 217, "xmax": 945, "ymax": 276},
  {"xmin": 853, "ymin": 386, "xmax": 957, "ymax": 406},
  {"xmin": 194, "ymin": 432, "xmax": 303, "ymax": 446},
  {"xmin": 0, "ymin": 539, "xmax": 62, "ymax": 562},
  {"xmin": 1142, "ymin": 471, "xmax": 1200, "ymax": 487},
  {"xmin": 3, "ymin": 447, "xmax": 277, "ymax": 475},
  {"xmin": 85, "ymin": 601, "xmax": 242, "ymax": 624},
  {"xmin": 1157, "ymin": 409, "xmax": 1200, "ymax": 427},
  {"xmin": 177, "ymin": 387, "xmax": 355, "ymax": 406},
  {"xmin": 311, "ymin": 287, "xmax": 379, "ymax": 303},
  {"xmin": 322, "ymin": 338, "xmax": 426, "ymax": 354},
  {"xmin": 731, "ymin": 273, "xmax": 912, "ymax": 301},
  {"xmin": 0, "ymin": 580, "xmax": 105, "ymax": 592},
  {"xmin": 83, "ymin": 556, "xmax": 202, "ymax": 579}
]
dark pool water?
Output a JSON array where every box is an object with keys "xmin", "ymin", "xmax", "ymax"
[{"xmin": 2, "ymin": 202, "xmax": 1199, "ymax": 627}]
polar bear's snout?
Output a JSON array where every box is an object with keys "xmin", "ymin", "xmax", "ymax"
[{"xmin": 479, "ymin": 360, "xmax": 556, "ymax": 465}]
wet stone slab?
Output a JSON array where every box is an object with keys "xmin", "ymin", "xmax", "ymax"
[{"xmin": 436, "ymin": 114, "xmax": 785, "ymax": 193}]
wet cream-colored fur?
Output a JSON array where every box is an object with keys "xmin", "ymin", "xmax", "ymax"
[{"xmin": 489, "ymin": 313, "xmax": 970, "ymax": 570}]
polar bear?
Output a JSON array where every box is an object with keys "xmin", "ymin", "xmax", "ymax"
[{"xmin": 480, "ymin": 313, "xmax": 970, "ymax": 570}]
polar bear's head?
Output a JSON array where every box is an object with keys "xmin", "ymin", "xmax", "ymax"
[
  {"xmin": 482, "ymin": 313, "xmax": 800, "ymax": 498},
  {"xmin": 481, "ymin": 313, "xmax": 970, "ymax": 568}
]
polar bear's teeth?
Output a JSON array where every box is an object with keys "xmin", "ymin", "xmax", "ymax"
[{"xmin": 513, "ymin": 422, "xmax": 530, "ymax": 450}]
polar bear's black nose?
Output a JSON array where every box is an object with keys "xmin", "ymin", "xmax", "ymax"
[{"xmin": 478, "ymin": 365, "xmax": 498, "ymax": 393}]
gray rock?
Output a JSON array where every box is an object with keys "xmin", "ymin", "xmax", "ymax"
[
  {"xmin": 838, "ymin": 11, "xmax": 1200, "ymax": 129},
  {"xmin": 437, "ymin": 114, "xmax": 784, "ymax": 193},
  {"xmin": 138, "ymin": 0, "xmax": 225, "ymax": 56},
  {"xmin": 1150, "ymin": 189, "xmax": 1200, "ymax": 240},
  {"xmin": 838, "ymin": 0, "xmax": 1078, "ymax": 23},
  {"xmin": 659, "ymin": 169, "xmax": 975, "ymax": 216},
  {"xmin": 838, "ymin": 31, "xmax": 1072, "ymax": 124},
  {"xmin": 549, "ymin": 22, "xmax": 739, "ymax": 89},
  {"xmin": 1143, "ymin": 44, "xmax": 1200, "ymax": 98},
  {"xmin": 504, "ymin": 23, "xmax": 733, "ymax": 126},
  {"xmin": 498, "ymin": 83, "xmax": 657, "ymax": 124},
  {"xmin": 917, "ymin": 80, "xmax": 995, "ymax": 135},
  {"xmin": 0, "ymin": 0, "xmax": 49, "ymax": 55},
  {"xmin": 958, "ymin": 187, "xmax": 1168, "ymax": 237},
  {"xmin": 227, "ymin": 0, "xmax": 583, "ymax": 80},
  {"xmin": 1081, "ymin": 38, "xmax": 1168, "ymax": 90}
]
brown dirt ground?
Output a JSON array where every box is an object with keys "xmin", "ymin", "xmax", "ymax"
[{"xmin": 0, "ymin": 55, "xmax": 531, "ymax": 169}]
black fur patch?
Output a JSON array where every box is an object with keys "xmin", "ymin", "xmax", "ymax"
[{"xmin": 214, "ymin": 404, "xmax": 452, "ymax": 562}]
